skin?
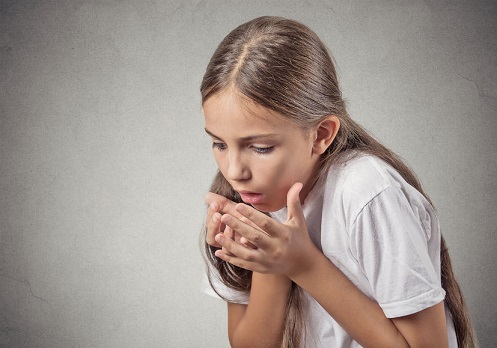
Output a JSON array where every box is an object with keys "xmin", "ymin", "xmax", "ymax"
[
  {"xmin": 203, "ymin": 89, "xmax": 325, "ymax": 213},
  {"xmin": 203, "ymin": 89, "xmax": 448, "ymax": 347}
]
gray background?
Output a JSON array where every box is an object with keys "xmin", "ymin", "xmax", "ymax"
[{"xmin": 1, "ymin": 0, "xmax": 496, "ymax": 347}]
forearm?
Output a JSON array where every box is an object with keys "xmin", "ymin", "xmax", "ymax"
[
  {"xmin": 290, "ymin": 249, "xmax": 409, "ymax": 348},
  {"xmin": 213, "ymin": 190, "xmax": 447, "ymax": 347},
  {"xmin": 229, "ymin": 272, "xmax": 292, "ymax": 348}
]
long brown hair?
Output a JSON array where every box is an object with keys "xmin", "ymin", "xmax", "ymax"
[{"xmin": 201, "ymin": 16, "xmax": 476, "ymax": 347}]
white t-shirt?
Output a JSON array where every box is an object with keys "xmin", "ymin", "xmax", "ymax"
[{"xmin": 204, "ymin": 155, "xmax": 457, "ymax": 347}]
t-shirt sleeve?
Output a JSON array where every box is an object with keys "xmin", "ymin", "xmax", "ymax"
[
  {"xmin": 349, "ymin": 186, "xmax": 446, "ymax": 318},
  {"xmin": 202, "ymin": 264, "xmax": 250, "ymax": 305}
]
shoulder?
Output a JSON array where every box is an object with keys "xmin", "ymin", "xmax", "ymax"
[
  {"xmin": 326, "ymin": 154, "xmax": 399, "ymax": 206},
  {"xmin": 333, "ymin": 155, "xmax": 395, "ymax": 191},
  {"xmin": 323, "ymin": 154, "xmax": 431, "ymax": 226}
]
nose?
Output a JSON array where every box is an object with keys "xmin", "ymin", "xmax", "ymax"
[{"xmin": 226, "ymin": 151, "xmax": 250, "ymax": 181}]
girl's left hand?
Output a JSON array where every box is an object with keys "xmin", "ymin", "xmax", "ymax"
[{"xmin": 214, "ymin": 182, "xmax": 320, "ymax": 277}]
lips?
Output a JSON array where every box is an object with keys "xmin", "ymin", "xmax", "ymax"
[{"xmin": 237, "ymin": 191, "xmax": 264, "ymax": 205}]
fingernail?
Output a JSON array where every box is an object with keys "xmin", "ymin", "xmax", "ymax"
[
  {"xmin": 212, "ymin": 212, "xmax": 221, "ymax": 222},
  {"xmin": 222, "ymin": 216, "xmax": 231, "ymax": 224},
  {"xmin": 215, "ymin": 234, "xmax": 224, "ymax": 243}
]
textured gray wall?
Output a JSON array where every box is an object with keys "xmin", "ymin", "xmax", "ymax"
[{"xmin": 1, "ymin": 0, "xmax": 495, "ymax": 347}]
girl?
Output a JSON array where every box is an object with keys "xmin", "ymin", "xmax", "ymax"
[{"xmin": 201, "ymin": 16, "xmax": 476, "ymax": 347}]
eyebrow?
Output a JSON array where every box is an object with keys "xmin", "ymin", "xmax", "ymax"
[{"xmin": 204, "ymin": 128, "xmax": 278, "ymax": 142}]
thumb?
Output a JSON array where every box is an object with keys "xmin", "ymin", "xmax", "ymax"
[{"xmin": 286, "ymin": 182, "xmax": 305, "ymax": 226}]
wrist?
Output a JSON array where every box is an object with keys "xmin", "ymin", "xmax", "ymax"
[
  {"xmin": 286, "ymin": 241, "xmax": 325, "ymax": 281},
  {"xmin": 253, "ymin": 272, "xmax": 292, "ymax": 285},
  {"xmin": 252, "ymin": 272, "xmax": 292, "ymax": 295}
]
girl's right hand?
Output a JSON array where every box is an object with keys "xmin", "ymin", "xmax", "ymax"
[
  {"xmin": 212, "ymin": 183, "xmax": 319, "ymax": 277},
  {"xmin": 205, "ymin": 194, "xmax": 230, "ymax": 248},
  {"xmin": 205, "ymin": 193, "xmax": 257, "ymax": 249}
]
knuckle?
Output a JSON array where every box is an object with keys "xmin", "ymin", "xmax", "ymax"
[
  {"xmin": 252, "ymin": 233, "xmax": 263, "ymax": 244},
  {"xmin": 282, "ymin": 233, "xmax": 290, "ymax": 243},
  {"xmin": 221, "ymin": 200, "xmax": 232, "ymax": 213},
  {"xmin": 273, "ymin": 247, "xmax": 284, "ymax": 260},
  {"xmin": 260, "ymin": 219, "xmax": 272, "ymax": 231},
  {"xmin": 234, "ymin": 259, "xmax": 245, "ymax": 269},
  {"xmin": 229, "ymin": 219, "xmax": 239, "ymax": 229},
  {"xmin": 244, "ymin": 252, "xmax": 254, "ymax": 262}
]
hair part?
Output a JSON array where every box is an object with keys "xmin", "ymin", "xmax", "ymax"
[{"xmin": 201, "ymin": 16, "xmax": 476, "ymax": 347}]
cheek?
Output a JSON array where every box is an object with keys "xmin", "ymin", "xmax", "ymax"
[
  {"xmin": 261, "ymin": 161, "xmax": 295, "ymax": 191},
  {"xmin": 268, "ymin": 155, "xmax": 311, "ymax": 189}
]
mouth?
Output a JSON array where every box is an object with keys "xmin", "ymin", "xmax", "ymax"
[{"xmin": 237, "ymin": 190, "xmax": 264, "ymax": 205}]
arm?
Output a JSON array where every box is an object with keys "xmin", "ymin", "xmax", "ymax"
[
  {"xmin": 228, "ymin": 272, "xmax": 291, "ymax": 348},
  {"xmin": 204, "ymin": 193, "xmax": 291, "ymax": 347},
  {"xmin": 392, "ymin": 302, "xmax": 448, "ymax": 347},
  {"xmin": 214, "ymin": 183, "xmax": 448, "ymax": 348},
  {"xmin": 290, "ymin": 244, "xmax": 447, "ymax": 347}
]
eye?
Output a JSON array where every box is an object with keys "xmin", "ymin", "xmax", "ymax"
[
  {"xmin": 212, "ymin": 142, "xmax": 227, "ymax": 151},
  {"xmin": 252, "ymin": 146, "xmax": 274, "ymax": 154}
]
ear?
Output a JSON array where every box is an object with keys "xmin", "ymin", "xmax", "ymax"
[{"xmin": 312, "ymin": 115, "xmax": 340, "ymax": 155}]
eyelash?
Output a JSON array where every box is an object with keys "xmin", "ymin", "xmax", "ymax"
[
  {"xmin": 211, "ymin": 142, "xmax": 274, "ymax": 155},
  {"xmin": 212, "ymin": 142, "xmax": 226, "ymax": 151},
  {"xmin": 252, "ymin": 146, "xmax": 274, "ymax": 154}
]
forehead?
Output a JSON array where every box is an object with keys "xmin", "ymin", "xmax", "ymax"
[{"xmin": 203, "ymin": 90, "xmax": 298, "ymax": 135}]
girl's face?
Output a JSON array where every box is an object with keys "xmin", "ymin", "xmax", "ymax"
[{"xmin": 203, "ymin": 90, "xmax": 321, "ymax": 212}]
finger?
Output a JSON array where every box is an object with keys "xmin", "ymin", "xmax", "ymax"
[
  {"xmin": 205, "ymin": 192, "xmax": 239, "ymax": 216},
  {"xmin": 215, "ymin": 233, "xmax": 256, "ymax": 260},
  {"xmin": 214, "ymin": 250, "xmax": 267, "ymax": 273},
  {"xmin": 232, "ymin": 230, "xmax": 257, "ymax": 249},
  {"xmin": 205, "ymin": 191, "xmax": 266, "ymax": 229},
  {"xmin": 234, "ymin": 203, "xmax": 281, "ymax": 237},
  {"xmin": 225, "ymin": 225, "xmax": 235, "ymax": 240},
  {"xmin": 219, "ymin": 228, "xmax": 253, "ymax": 254},
  {"xmin": 220, "ymin": 213, "xmax": 270, "ymax": 248},
  {"xmin": 221, "ymin": 245, "xmax": 234, "ymax": 257},
  {"xmin": 211, "ymin": 211, "xmax": 228, "ymax": 232},
  {"xmin": 286, "ymin": 182, "xmax": 305, "ymax": 226},
  {"xmin": 238, "ymin": 215, "xmax": 264, "ymax": 232},
  {"xmin": 205, "ymin": 204, "xmax": 222, "ymax": 247},
  {"xmin": 239, "ymin": 236, "xmax": 257, "ymax": 249},
  {"xmin": 205, "ymin": 192, "xmax": 261, "ymax": 229},
  {"xmin": 214, "ymin": 234, "xmax": 263, "ymax": 272},
  {"xmin": 214, "ymin": 249, "xmax": 260, "ymax": 272}
]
